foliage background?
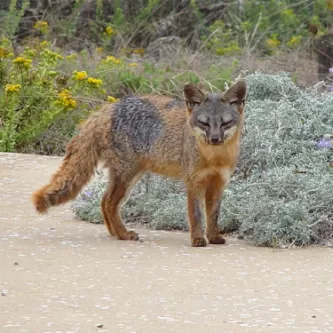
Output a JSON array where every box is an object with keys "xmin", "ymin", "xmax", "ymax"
[{"xmin": 1, "ymin": 0, "xmax": 333, "ymax": 154}]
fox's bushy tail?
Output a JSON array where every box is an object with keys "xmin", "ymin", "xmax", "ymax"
[{"xmin": 31, "ymin": 122, "xmax": 102, "ymax": 214}]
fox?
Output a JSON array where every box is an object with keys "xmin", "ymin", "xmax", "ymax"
[{"xmin": 31, "ymin": 79, "xmax": 247, "ymax": 247}]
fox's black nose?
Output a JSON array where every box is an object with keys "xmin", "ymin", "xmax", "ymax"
[{"xmin": 210, "ymin": 137, "xmax": 221, "ymax": 144}]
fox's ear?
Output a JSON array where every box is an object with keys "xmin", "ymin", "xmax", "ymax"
[
  {"xmin": 223, "ymin": 79, "xmax": 247, "ymax": 113},
  {"xmin": 183, "ymin": 83, "xmax": 207, "ymax": 112}
]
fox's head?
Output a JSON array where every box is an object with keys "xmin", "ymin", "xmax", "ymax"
[{"xmin": 184, "ymin": 80, "xmax": 247, "ymax": 145}]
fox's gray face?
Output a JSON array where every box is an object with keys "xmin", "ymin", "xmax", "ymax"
[
  {"xmin": 184, "ymin": 81, "xmax": 247, "ymax": 145},
  {"xmin": 189, "ymin": 94, "xmax": 240, "ymax": 145}
]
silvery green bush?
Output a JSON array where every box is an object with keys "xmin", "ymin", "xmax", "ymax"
[{"xmin": 70, "ymin": 72, "xmax": 333, "ymax": 247}]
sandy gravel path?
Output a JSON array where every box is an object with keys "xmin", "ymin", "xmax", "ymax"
[{"xmin": 1, "ymin": 152, "xmax": 333, "ymax": 333}]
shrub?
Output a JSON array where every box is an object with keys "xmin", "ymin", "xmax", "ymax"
[
  {"xmin": 0, "ymin": 37, "xmax": 106, "ymax": 152},
  {"xmin": 71, "ymin": 72, "xmax": 333, "ymax": 248}
]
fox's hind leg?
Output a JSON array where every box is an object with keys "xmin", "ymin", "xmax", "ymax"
[
  {"xmin": 101, "ymin": 193, "xmax": 116, "ymax": 236},
  {"xmin": 205, "ymin": 175, "xmax": 226, "ymax": 245},
  {"xmin": 102, "ymin": 170, "xmax": 142, "ymax": 241}
]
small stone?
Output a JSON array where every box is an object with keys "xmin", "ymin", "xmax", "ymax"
[
  {"xmin": 96, "ymin": 324, "xmax": 103, "ymax": 328},
  {"xmin": 1, "ymin": 292, "xmax": 7, "ymax": 296},
  {"xmin": 312, "ymin": 315, "xmax": 316, "ymax": 318},
  {"xmin": 14, "ymin": 262, "xmax": 19, "ymax": 266}
]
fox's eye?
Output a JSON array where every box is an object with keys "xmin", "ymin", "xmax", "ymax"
[
  {"xmin": 221, "ymin": 120, "xmax": 232, "ymax": 127},
  {"xmin": 230, "ymin": 100, "xmax": 245, "ymax": 106},
  {"xmin": 198, "ymin": 119, "xmax": 209, "ymax": 127},
  {"xmin": 186, "ymin": 101, "xmax": 199, "ymax": 109}
]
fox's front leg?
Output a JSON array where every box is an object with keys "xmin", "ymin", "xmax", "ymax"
[
  {"xmin": 205, "ymin": 175, "xmax": 227, "ymax": 245},
  {"xmin": 186, "ymin": 187, "xmax": 206, "ymax": 247}
]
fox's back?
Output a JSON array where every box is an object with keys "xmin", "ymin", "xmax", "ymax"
[{"xmin": 110, "ymin": 95, "xmax": 187, "ymax": 152}]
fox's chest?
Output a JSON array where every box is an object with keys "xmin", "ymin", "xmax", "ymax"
[
  {"xmin": 187, "ymin": 142, "xmax": 239, "ymax": 186},
  {"xmin": 192, "ymin": 165, "xmax": 232, "ymax": 185}
]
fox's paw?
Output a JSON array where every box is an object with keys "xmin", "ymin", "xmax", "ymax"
[
  {"xmin": 31, "ymin": 191, "xmax": 49, "ymax": 214},
  {"xmin": 207, "ymin": 233, "xmax": 226, "ymax": 245},
  {"xmin": 191, "ymin": 237, "xmax": 207, "ymax": 247},
  {"xmin": 118, "ymin": 230, "xmax": 139, "ymax": 241}
]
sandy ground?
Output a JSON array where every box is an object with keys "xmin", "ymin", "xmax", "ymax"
[{"xmin": 1, "ymin": 152, "xmax": 333, "ymax": 333}]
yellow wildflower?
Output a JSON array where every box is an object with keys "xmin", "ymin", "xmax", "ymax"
[
  {"xmin": 58, "ymin": 89, "xmax": 71, "ymax": 98},
  {"xmin": 87, "ymin": 77, "xmax": 103, "ymax": 88},
  {"xmin": 5, "ymin": 84, "xmax": 21, "ymax": 93},
  {"xmin": 107, "ymin": 96, "xmax": 119, "ymax": 103},
  {"xmin": 66, "ymin": 98, "xmax": 77, "ymax": 109},
  {"xmin": 104, "ymin": 55, "xmax": 121, "ymax": 65},
  {"xmin": 34, "ymin": 21, "xmax": 49, "ymax": 33},
  {"xmin": 40, "ymin": 41, "xmax": 49, "ymax": 48},
  {"xmin": 266, "ymin": 39, "xmax": 280, "ymax": 48},
  {"xmin": 96, "ymin": 47, "xmax": 103, "ymax": 53},
  {"xmin": 34, "ymin": 21, "xmax": 48, "ymax": 29},
  {"xmin": 58, "ymin": 89, "xmax": 77, "ymax": 109},
  {"xmin": 132, "ymin": 48, "xmax": 145, "ymax": 56},
  {"xmin": 128, "ymin": 63, "xmax": 138, "ymax": 67},
  {"xmin": 73, "ymin": 71, "xmax": 88, "ymax": 81},
  {"xmin": 287, "ymin": 36, "xmax": 302, "ymax": 48},
  {"xmin": 105, "ymin": 26, "xmax": 114, "ymax": 36},
  {"xmin": 0, "ymin": 47, "xmax": 9, "ymax": 59},
  {"xmin": 12, "ymin": 56, "xmax": 32, "ymax": 68}
]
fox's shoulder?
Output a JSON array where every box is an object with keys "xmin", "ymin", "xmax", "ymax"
[{"xmin": 139, "ymin": 94, "xmax": 186, "ymax": 114}]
